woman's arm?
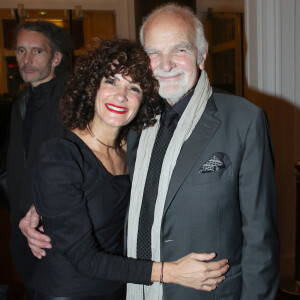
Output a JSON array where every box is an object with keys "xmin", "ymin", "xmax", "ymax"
[{"xmin": 31, "ymin": 138, "xmax": 228, "ymax": 288}]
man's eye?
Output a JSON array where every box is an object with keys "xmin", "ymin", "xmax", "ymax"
[
  {"xmin": 17, "ymin": 49, "xmax": 25, "ymax": 54},
  {"xmin": 175, "ymin": 48, "xmax": 186, "ymax": 53},
  {"xmin": 35, "ymin": 50, "xmax": 42, "ymax": 54}
]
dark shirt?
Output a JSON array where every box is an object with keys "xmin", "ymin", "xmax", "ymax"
[
  {"xmin": 164, "ymin": 89, "xmax": 194, "ymax": 125},
  {"xmin": 22, "ymin": 88, "xmax": 36, "ymax": 158},
  {"xmin": 7, "ymin": 73, "xmax": 68, "ymax": 224},
  {"xmin": 7, "ymin": 73, "xmax": 69, "ymax": 285},
  {"xmin": 22, "ymin": 80, "xmax": 63, "ymax": 159},
  {"xmin": 30, "ymin": 132, "xmax": 152, "ymax": 297}
]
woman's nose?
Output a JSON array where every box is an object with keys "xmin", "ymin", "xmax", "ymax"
[{"xmin": 114, "ymin": 88, "xmax": 127, "ymax": 102}]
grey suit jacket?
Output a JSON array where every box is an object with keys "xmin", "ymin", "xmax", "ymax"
[{"xmin": 126, "ymin": 92, "xmax": 279, "ymax": 300}]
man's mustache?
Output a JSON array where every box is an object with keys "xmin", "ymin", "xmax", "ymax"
[
  {"xmin": 20, "ymin": 65, "xmax": 38, "ymax": 72},
  {"xmin": 154, "ymin": 69, "xmax": 185, "ymax": 78}
]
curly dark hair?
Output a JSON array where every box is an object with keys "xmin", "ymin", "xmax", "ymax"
[
  {"xmin": 15, "ymin": 21, "xmax": 73, "ymax": 74},
  {"xmin": 60, "ymin": 39, "xmax": 163, "ymax": 148}
]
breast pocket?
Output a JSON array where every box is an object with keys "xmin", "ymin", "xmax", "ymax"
[{"xmin": 192, "ymin": 165, "xmax": 233, "ymax": 185}]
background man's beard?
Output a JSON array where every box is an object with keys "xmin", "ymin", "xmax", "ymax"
[{"xmin": 20, "ymin": 57, "xmax": 53, "ymax": 83}]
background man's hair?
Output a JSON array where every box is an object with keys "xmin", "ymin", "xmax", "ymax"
[{"xmin": 15, "ymin": 21, "xmax": 73, "ymax": 74}]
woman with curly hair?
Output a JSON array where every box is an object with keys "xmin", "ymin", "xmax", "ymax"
[{"xmin": 27, "ymin": 40, "xmax": 226, "ymax": 300}]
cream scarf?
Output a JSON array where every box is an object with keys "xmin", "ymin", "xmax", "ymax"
[{"xmin": 126, "ymin": 70, "xmax": 212, "ymax": 300}]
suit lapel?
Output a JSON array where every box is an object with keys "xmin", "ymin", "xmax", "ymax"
[{"xmin": 163, "ymin": 95, "xmax": 220, "ymax": 216}]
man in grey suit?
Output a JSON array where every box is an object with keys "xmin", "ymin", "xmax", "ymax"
[
  {"xmin": 20, "ymin": 3, "xmax": 279, "ymax": 299},
  {"xmin": 125, "ymin": 3, "xmax": 279, "ymax": 300}
]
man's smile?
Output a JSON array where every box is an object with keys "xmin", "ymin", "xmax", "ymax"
[{"xmin": 157, "ymin": 74, "xmax": 182, "ymax": 81}]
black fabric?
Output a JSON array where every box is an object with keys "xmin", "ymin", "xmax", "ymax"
[
  {"xmin": 0, "ymin": 282, "xmax": 9, "ymax": 300},
  {"xmin": 28, "ymin": 285, "xmax": 126, "ymax": 300},
  {"xmin": 171, "ymin": 89, "xmax": 194, "ymax": 123},
  {"xmin": 137, "ymin": 103, "xmax": 178, "ymax": 260},
  {"xmin": 6, "ymin": 72, "xmax": 69, "ymax": 285},
  {"xmin": 7, "ymin": 72, "xmax": 69, "ymax": 225},
  {"xmin": 29, "ymin": 132, "xmax": 153, "ymax": 297},
  {"xmin": 22, "ymin": 89, "xmax": 36, "ymax": 158},
  {"xmin": 126, "ymin": 91, "xmax": 194, "ymax": 184},
  {"xmin": 9, "ymin": 224, "xmax": 38, "ymax": 285}
]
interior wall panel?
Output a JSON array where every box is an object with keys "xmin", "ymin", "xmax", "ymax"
[{"xmin": 245, "ymin": 0, "xmax": 300, "ymax": 277}]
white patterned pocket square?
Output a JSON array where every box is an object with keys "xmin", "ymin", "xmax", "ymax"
[{"xmin": 199, "ymin": 152, "xmax": 231, "ymax": 174}]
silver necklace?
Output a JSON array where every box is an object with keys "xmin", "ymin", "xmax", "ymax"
[{"xmin": 86, "ymin": 124, "xmax": 118, "ymax": 149}]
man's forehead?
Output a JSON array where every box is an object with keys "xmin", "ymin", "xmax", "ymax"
[
  {"xmin": 145, "ymin": 43, "xmax": 194, "ymax": 56},
  {"xmin": 144, "ymin": 14, "xmax": 194, "ymax": 45},
  {"xmin": 16, "ymin": 30, "xmax": 50, "ymax": 48},
  {"xmin": 144, "ymin": 29, "xmax": 194, "ymax": 53}
]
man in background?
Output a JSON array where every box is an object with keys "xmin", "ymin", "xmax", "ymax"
[{"xmin": 7, "ymin": 21, "xmax": 72, "ymax": 287}]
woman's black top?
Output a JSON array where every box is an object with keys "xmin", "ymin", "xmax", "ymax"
[{"xmin": 29, "ymin": 132, "xmax": 152, "ymax": 297}]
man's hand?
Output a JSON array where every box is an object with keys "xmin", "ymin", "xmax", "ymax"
[
  {"xmin": 164, "ymin": 253, "xmax": 229, "ymax": 291},
  {"xmin": 19, "ymin": 205, "xmax": 52, "ymax": 259}
]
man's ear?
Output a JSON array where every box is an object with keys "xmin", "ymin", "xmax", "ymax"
[
  {"xmin": 199, "ymin": 51, "xmax": 207, "ymax": 70},
  {"xmin": 52, "ymin": 51, "xmax": 63, "ymax": 67}
]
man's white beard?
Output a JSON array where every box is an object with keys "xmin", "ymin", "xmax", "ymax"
[{"xmin": 154, "ymin": 69, "xmax": 189, "ymax": 105}]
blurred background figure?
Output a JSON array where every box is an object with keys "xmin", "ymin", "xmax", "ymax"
[{"xmin": 5, "ymin": 20, "xmax": 72, "ymax": 297}]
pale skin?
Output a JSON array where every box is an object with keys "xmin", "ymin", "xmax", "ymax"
[
  {"xmin": 143, "ymin": 12, "xmax": 203, "ymax": 104},
  {"xmin": 15, "ymin": 29, "xmax": 62, "ymax": 87},
  {"xmin": 20, "ymin": 13, "xmax": 229, "ymax": 291}
]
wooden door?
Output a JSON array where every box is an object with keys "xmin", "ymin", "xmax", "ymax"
[{"xmin": 204, "ymin": 12, "xmax": 244, "ymax": 96}]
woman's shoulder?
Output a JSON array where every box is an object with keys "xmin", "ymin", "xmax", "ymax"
[{"xmin": 38, "ymin": 132, "xmax": 85, "ymax": 165}]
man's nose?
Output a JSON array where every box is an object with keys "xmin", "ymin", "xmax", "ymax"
[
  {"xmin": 23, "ymin": 52, "xmax": 32, "ymax": 64},
  {"xmin": 160, "ymin": 54, "xmax": 175, "ymax": 72}
]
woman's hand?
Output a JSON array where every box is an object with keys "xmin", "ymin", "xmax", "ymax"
[
  {"xmin": 153, "ymin": 253, "xmax": 228, "ymax": 291},
  {"xmin": 19, "ymin": 205, "xmax": 52, "ymax": 259}
]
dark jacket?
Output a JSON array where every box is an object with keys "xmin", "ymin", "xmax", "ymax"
[
  {"xmin": 7, "ymin": 72, "xmax": 68, "ymax": 224},
  {"xmin": 126, "ymin": 93, "xmax": 279, "ymax": 300},
  {"xmin": 29, "ymin": 132, "xmax": 152, "ymax": 296}
]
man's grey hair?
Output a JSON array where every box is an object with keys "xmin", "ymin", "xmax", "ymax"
[{"xmin": 139, "ymin": 2, "xmax": 208, "ymax": 64}]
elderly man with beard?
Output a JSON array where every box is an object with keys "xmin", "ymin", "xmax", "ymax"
[
  {"xmin": 125, "ymin": 4, "xmax": 279, "ymax": 299},
  {"xmin": 20, "ymin": 3, "xmax": 279, "ymax": 300},
  {"xmin": 6, "ymin": 21, "xmax": 72, "ymax": 288}
]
